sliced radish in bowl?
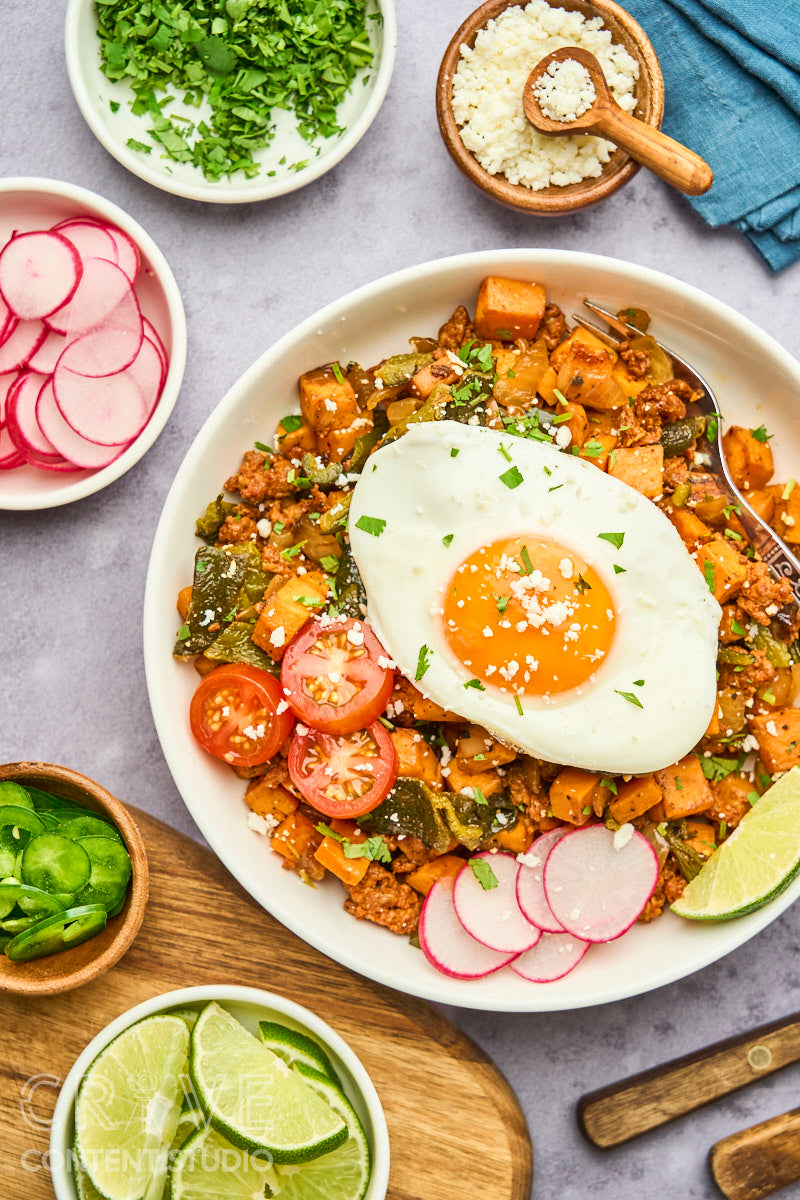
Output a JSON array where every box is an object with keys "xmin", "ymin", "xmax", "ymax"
[
  {"xmin": 419, "ymin": 876, "xmax": 518, "ymax": 980},
  {"xmin": 6, "ymin": 372, "xmax": 59, "ymax": 459},
  {"xmin": 543, "ymin": 824, "xmax": 659, "ymax": 943},
  {"xmin": 53, "ymin": 350, "xmax": 149, "ymax": 446},
  {"xmin": 53, "ymin": 218, "xmax": 119, "ymax": 267},
  {"xmin": 0, "ymin": 230, "xmax": 81, "ymax": 319},
  {"xmin": 0, "ymin": 319, "xmax": 46, "ymax": 373},
  {"xmin": 98, "ymin": 223, "xmax": 140, "ymax": 283},
  {"xmin": 0, "ymin": 423, "xmax": 24, "ymax": 468},
  {"xmin": 36, "ymin": 378, "xmax": 127, "ymax": 469},
  {"xmin": 61, "ymin": 285, "xmax": 143, "ymax": 377},
  {"xmin": 453, "ymin": 852, "xmax": 541, "ymax": 954},
  {"xmin": 46, "ymin": 257, "xmax": 135, "ymax": 339},
  {"xmin": 516, "ymin": 829, "xmax": 568, "ymax": 933},
  {"xmin": 511, "ymin": 932, "xmax": 590, "ymax": 983}
]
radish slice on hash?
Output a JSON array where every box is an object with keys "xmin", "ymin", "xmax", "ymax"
[
  {"xmin": 452, "ymin": 851, "xmax": 541, "ymax": 954},
  {"xmin": 0, "ymin": 231, "xmax": 81, "ymax": 319},
  {"xmin": 544, "ymin": 824, "xmax": 659, "ymax": 943},
  {"xmin": 46, "ymin": 257, "xmax": 134, "ymax": 339},
  {"xmin": 6, "ymin": 373, "xmax": 59, "ymax": 459},
  {"xmin": 516, "ymin": 829, "xmax": 568, "ymax": 933},
  {"xmin": 0, "ymin": 319, "xmax": 46, "ymax": 374},
  {"xmin": 53, "ymin": 349, "xmax": 149, "ymax": 446},
  {"xmin": 511, "ymin": 932, "xmax": 590, "ymax": 983},
  {"xmin": 36, "ymin": 378, "xmax": 126, "ymax": 469},
  {"xmin": 419, "ymin": 876, "xmax": 517, "ymax": 979}
]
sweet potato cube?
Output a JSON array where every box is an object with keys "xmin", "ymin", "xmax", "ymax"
[
  {"xmin": 252, "ymin": 573, "xmax": 329, "ymax": 659},
  {"xmin": 314, "ymin": 835, "xmax": 370, "ymax": 886},
  {"xmin": 749, "ymin": 708, "xmax": 800, "ymax": 772},
  {"xmin": 316, "ymin": 415, "xmax": 373, "ymax": 463},
  {"xmin": 693, "ymin": 539, "xmax": 748, "ymax": 603},
  {"xmin": 489, "ymin": 817, "xmax": 535, "ymax": 855},
  {"xmin": 443, "ymin": 759, "xmax": 504, "ymax": 799},
  {"xmin": 654, "ymin": 754, "xmax": 713, "ymax": 819},
  {"xmin": 608, "ymin": 445, "xmax": 664, "ymax": 498},
  {"xmin": 722, "ymin": 425, "xmax": 774, "ymax": 492},
  {"xmin": 745, "ymin": 487, "xmax": 777, "ymax": 526},
  {"xmin": 455, "ymin": 725, "xmax": 517, "ymax": 774},
  {"xmin": 537, "ymin": 365, "xmax": 559, "ymax": 405},
  {"xmin": 669, "ymin": 508, "xmax": 711, "ymax": 549},
  {"xmin": 684, "ymin": 820, "xmax": 716, "ymax": 858},
  {"xmin": 407, "ymin": 855, "xmax": 465, "ymax": 896},
  {"xmin": 245, "ymin": 777, "xmax": 298, "ymax": 822},
  {"xmin": 550, "ymin": 326, "xmax": 617, "ymax": 370},
  {"xmin": 549, "ymin": 768, "xmax": 603, "ymax": 826},
  {"xmin": 409, "ymin": 359, "xmax": 459, "ymax": 400},
  {"xmin": 299, "ymin": 365, "xmax": 358, "ymax": 433},
  {"xmin": 608, "ymin": 775, "xmax": 661, "ymax": 825},
  {"xmin": 271, "ymin": 811, "xmax": 318, "ymax": 862},
  {"xmin": 560, "ymin": 401, "xmax": 587, "ymax": 449},
  {"xmin": 474, "ymin": 276, "xmax": 546, "ymax": 340},
  {"xmin": 710, "ymin": 774, "xmax": 756, "ymax": 827},
  {"xmin": 578, "ymin": 431, "xmax": 616, "ymax": 470},
  {"xmin": 611, "ymin": 362, "xmax": 649, "ymax": 400},
  {"xmin": 390, "ymin": 728, "xmax": 443, "ymax": 788},
  {"xmin": 772, "ymin": 480, "xmax": 800, "ymax": 546},
  {"xmin": 391, "ymin": 677, "xmax": 462, "ymax": 722}
]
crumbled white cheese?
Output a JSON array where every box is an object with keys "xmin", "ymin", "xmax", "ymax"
[{"xmin": 613, "ymin": 823, "xmax": 635, "ymax": 850}]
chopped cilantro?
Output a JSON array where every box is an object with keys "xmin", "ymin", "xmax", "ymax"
[
  {"xmin": 126, "ymin": 137, "xmax": 152, "ymax": 154},
  {"xmin": 718, "ymin": 820, "xmax": 727, "ymax": 839},
  {"xmin": 699, "ymin": 755, "xmax": 742, "ymax": 782},
  {"xmin": 675, "ymin": 777, "xmax": 684, "ymax": 790},
  {"xmin": 731, "ymin": 618, "xmax": 747, "ymax": 637},
  {"xmin": 703, "ymin": 559, "xmax": 716, "ymax": 594},
  {"xmin": 332, "ymin": 361, "xmax": 345, "ymax": 385},
  {"xmin": 575, "ymin": 574, "xmax": 592, "ymax": 594},
  {"xmin": 582, "ymin": 805, "xmax": 591, "ymax": 815},
  {"xmin": 613, "ymin": 564, "xmax": 626, "ymax": 574},
  {"xmin": 600, "ymin": 777, "xmax": 617, "ymax": 795},
  {"xmin": 498, "ymin": 442, "xmax": 513, "ymax": 462},
  {"xmin": 254, "ymin": 440, "xmax": 272, "ymax": 453},
  {"xmin": 553, "ymin": 388, "xmax": 568, "ymax": 407},
  {"xmin": 520, "ymin": 545, "xmax": 534, "ymax": 575},
  {"xmin": 450, "ymin": 448, "xmax": 460, "ymax": 458},
  {"xmin": 581, "ymin": 439, "xmax": 604, "ymax": 459},
  {"xmin": 748, "ymin": 790, "xmax": 760, "ymax": 805},
  {"xmin": 272, "ymin": 521, "xmax": 285, "ymax": 535},
  {"xmin": 415, "ymin": 645, "xmax": 431, "ymax": 681},
  {"xmin": 495, "ymin": 595, "xmax": 510, "ymax": 614},
  {"xmin": 507, "ymin": 368, "xmax": 517, "ymax": 379},
  {"xmin": 109, "ymin": 99, "xmax": 120, "ymax": 113},
  {"xmin": 473, "ymin": 787, "xmax": 488, "ymax": 807},
  {"xmin": 281, "ymin": 541, "xmax": 306, "ymax": 560},
  {"xmin": 706, "ymin": 416, "xmax": 718, "ymax": 442},
  {"xmin": 344, "ymin": 836, "xmax": 391, "ymax": 863},
  {"xmin": 549, "ymin": 483, "xmax": 564, "ymax": 492},
  {"xmin": 470, "ymin": 858, "xmax": 498, "ymax": 890},
  {"xmin": 598, "ymin": 531, "xmax": 625, "ymax": 549},
  {"xmin": 320, "ymin": 555, "xmax": 340, "ymax": 573},
  {"xmin": 355, "ymin": 515, "xmax": 386, "ymax": 537},
  {"xmin": 499, "ymin": 466, "xmax": 524, "ymax": 489},
  {"xmin": 281, "ymin": 414, "xmax": 302, "ymax": 434},
  {"xmin": 750, "ymin": 424, "xmax": 772, "ymax": 443},
  {"xmin": 615, "ymin": 690, "xmax": 643, "ymax": 709},
  {"xmin": 464, "ymin": 679, "xmax": 486, "ymax": 691},
  {"xmin": 176, "ymin": 623, "xmax": 191, "ymax": 640},
  {"xmin": 514, "ymin": 695, "xmax": 524, "ymax": 716},
  {"xmin": 633, "ymin": 679, "xmax": 645, "ymax": 687},
  {"xmin": 442, "ymin": 533, "xmax": 454, "ymax": 547}
]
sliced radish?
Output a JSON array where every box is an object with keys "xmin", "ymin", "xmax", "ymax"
[
  {"xmin": 452, "ymin": 852, "xmax": 541, "ymax": 954},
  {"xmin": 143, "ymin": 317, "xmax": 167, "ymax": 373},
  {"xmin": 0, "ymin": 372, "xmax": 20, "ymax": 422},
  {"xmin": 127, "ymin": 335, "xmax": 164, "ymax": 415},
  {"xmin": 0, "ymin": 424, "xmax": 24, "ymax": 468},
  {"xmin": 0, "ymin": 231, "xmax": 82, "ymax": 319},
  {"xmin": 543, "ymin": 825, "xmax": 659, "ymax": 944},
  {"xmin": 36, "ymin": 379, "xmax": 126, "ymax": 469},
  {"xmin": 98, "ymin": 223, "xmax": 140, "ymax": 283},
  {"xmin": 0, "ymin": 319, "xmax": 46, "ymax": 373},
  {"xmin": 46, "ymin": 258, "xmax": 134, "ymax": 339},
  {"xmin": 60, "ymin": 286, "xmax": 143, "ymax": 377},
  {"xmin": 0, "ymin": 295, "xmax": 17, "ymax": 345},
  {"xmin": 52, "ymin": 219, "xmax": 119, "ymax": 268},
  {"xmin": 419, "ymin": 876, "xmax": 518, "ymax": 979},
  {"xmin": 53, "ymin": 350, "xmax": 148, "ymax": 446},
  {"xmin": 516, "ymin": 829, "xmax": 568, "ymax": 933},
  {"xmin": 28, "ymin": 330, "xmax": 66, "ymax": 374},
  {"xmin": 511, "ymin": 932, "xmax": 590, "ymax": 983},
  {"xmin": 6, "ymin": 372, "xmax": 59, "ymax": 458}
]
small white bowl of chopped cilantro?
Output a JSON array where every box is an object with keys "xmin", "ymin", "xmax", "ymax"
[{"xmin": 65, "ymin": 0, "xmax": 397, "ymax": 204}]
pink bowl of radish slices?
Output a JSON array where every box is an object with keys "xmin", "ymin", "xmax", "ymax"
[{"xmin": 0, "ymin": 178, "xmax": 186, "ymax": 510}]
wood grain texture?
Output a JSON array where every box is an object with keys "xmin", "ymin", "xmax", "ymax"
[
  {"xmin": 710, "ymin": 1108, "xmax": 800, "ymax": 1200},
  {"xmin": 0, "ymin": 807, "xmax": 532, "ymax": 1200},
  {"xmin": 578, "ymin": 1015, "xmax": 800, "ymax": 1148}
]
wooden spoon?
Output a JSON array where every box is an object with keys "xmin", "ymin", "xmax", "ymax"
[
  {"xmin": 523, "ymin": 47, "xmax": 713, "ymax": 196},
  {"xmin": 710, "ymin": 1108, "xmax": 800, "ymax": 1200}
]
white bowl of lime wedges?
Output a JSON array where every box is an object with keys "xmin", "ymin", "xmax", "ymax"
[{"xmin": 50, "ymin": 984, "xmax": 389, "ymax": 1200}]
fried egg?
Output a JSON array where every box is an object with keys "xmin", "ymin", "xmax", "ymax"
[{"xmin": 349, "ymin": 421, "xmax": 721, "ymax": 775}]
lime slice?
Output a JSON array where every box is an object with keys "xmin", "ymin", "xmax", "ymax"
[
  {"xmin": 168, "ymin": 1125, "xmax": 279, "ymax": 1200},
  {"xmin": 170, "ymin": 1007, "xmax": 200, "ymax": 1033},
  {"xmin": 75, "ymin": 1014, "xmax": 190, "ymax": 1200},
  {"xmin": 190, "ymin": 1002, "xmax": 346, "ymax": 1163},
  {"xmin": 257, "ymin": 1021, "xmax": 340, "ymax": 1084},
  {"xmin": 75, "ymin": 1163, "xmax": 104, "ymax": 1200},
  {"xmin": 672, "ymin": 767, "xmax": 800, "ymax": 920},
  {"xmin": 273, "ymin": 1063, "xmax": 371, "ymax": 1200}
]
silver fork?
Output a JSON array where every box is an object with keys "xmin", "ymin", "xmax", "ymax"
[{"xmin": 572, "ymin": 299, "xmax": 800, "ymax": 624}]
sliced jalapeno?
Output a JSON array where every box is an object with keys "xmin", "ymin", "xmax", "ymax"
[{"xmin": 4, "ymin": 904, "xmax": 108, "ymax": 963}]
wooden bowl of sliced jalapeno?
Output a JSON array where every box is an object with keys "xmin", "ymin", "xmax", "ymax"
[{"xmin": 0, "ymin": 762, "xmax": 148, "ymax": 996}]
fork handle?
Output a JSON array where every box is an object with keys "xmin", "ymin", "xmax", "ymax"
[{"xmin": 710, "ymin": 1108, "xmax": 800, "ymax": 1200}]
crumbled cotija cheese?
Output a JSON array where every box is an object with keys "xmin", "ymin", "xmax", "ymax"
[
  {"xmin": 452, "ymin": 0, "xmax": 639, "ymax": 190},
  {"xmin": 534, "ymin": 58, "xmax": 596, "ymax": 122}
]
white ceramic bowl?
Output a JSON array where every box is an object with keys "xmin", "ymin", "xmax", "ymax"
[
  {"xmin": 65, "ymin": 0, "xmax": 397, "ymax": 204},
  {"xmin": 0, "ymin": 178, "xmax": 186, "ymax": 511},
  {"xmin": 49, "ymin": 984, "xmax": 390, "ymax": 1200},
  {"xmin": 144, "ymin": 248, "xmax": 800, "ymax": 1012}
]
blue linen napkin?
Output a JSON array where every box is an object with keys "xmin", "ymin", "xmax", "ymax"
[{"xmin": 623, "ymin": 0, "xmax": 800, "ymax": 271}]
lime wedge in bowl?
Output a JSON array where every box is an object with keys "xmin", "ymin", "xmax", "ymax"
[
  {"xmin": 672, "ymin": 767, "xmax": 800, "ymax": 920},
  {"xmin": 75, "ymin": 1014, "xmax": 189, "ymax": 1200},
  {"xmin": 190, "ymin": 1002, "xmax": 347, "ymax": 1163},
  {"xmin": 257, "ymin": 1020, "xmax": 340, "ymax": 1084},
  {"xmin": 169, "ymin": 1125, "xmax": 279, "ymax": 1200}
]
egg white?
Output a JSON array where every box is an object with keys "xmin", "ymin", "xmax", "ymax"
[{"xmin": 349, "ymin": 421, "xmax": 721, "ymax": 774}]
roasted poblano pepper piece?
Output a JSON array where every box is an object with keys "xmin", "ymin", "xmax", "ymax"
[
  {"xmin": 375, "ymin": 352, "xmax": 434, "ymax": 387},
  {"xmin": 319, "ymin": 493, "xmax": 352, "ymax": 533},
  {"xmin": 660, "ymin": 415, "xmax": 706, "ymax": 457},
  {"xmin": 662, "ymin": 821, "xmax": 710, "ymax": 882},
  {"xmin": 752, "ymin": 625, "xmax": 793, "ymax": 669},
  {"xmin": 175, "ymin": 544, "xmax": 264, "ymax": 657},
  {"xmin": 362, "ymin": 778, "xmax": 516, "ymax": 853},
  {"xmin": 300, "ymin": 452, "xmax": 342, "ymax": 488},
  {"xmin": 717, "ymin": 646, "xmax": 756, "ymax": 667},
  {"xmin": 195, "ymin": 494, "xmax": 238, "ymax": 543},
  {"xmin": 205, "ymin": 622, "xmax": 278, "ymax": 673},
  {"xmin": 331, "ymin": 545, "xmax": 367, "ymax": 619},
  {"xmin": 237, "ymin": 542, "xmax": 272, "ymax": 606},
  {"xmin": 379, "ymin": 384, "xmax": 450, "ymax": 446},
  {"xmin": 347, "ymin": 426, "xmax": 382, "ymax": 473}
]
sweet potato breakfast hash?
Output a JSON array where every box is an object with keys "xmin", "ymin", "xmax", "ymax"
[{"xmin": 173, "ymin": 276, "xmax": 800, "ymax": 972}]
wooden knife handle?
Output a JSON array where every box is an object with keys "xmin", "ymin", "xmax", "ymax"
[
  {"xmin": 578, "ymin": 1015, "xmax": 800, "ymax": 1149},
  {"xmin": 710, "ymin": 1108, "xmax": 800, "ymax": 1200}
]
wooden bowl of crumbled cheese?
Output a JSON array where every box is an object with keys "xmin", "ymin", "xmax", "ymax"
[{"xmin": 436, "ymin": 0, "xmax": 663, "ymax": 214}]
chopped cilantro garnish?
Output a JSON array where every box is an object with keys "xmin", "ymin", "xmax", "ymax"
[
  {"xmin": 126, "ymin": 137, "xmax": 152, "ymax": 154},
  {"xmin": 700, "ymin": 755, "xmax": 742, "ymax": 782},
  {"xmin": 176, "ymin": 623, "xmax": 191, "ymax": 640},
  {"xmin": 506, "ymin": 368, "xmax": 517, "ymax": 379},
  {"xmin": 581, "ymin": 439, "xmax": 604, "ymax": 459},
  {"xmin": 109, "ymin": 99, "xmax": 120, "ymax": 113},
  {"xmin": 600, "ymin": 777, "xmax": 617, "ymax": 795},
  {"xmin": 633, "ymin": 679, "xmax": 644, "ymax": 687},
  {"xmin": 520, "ymin": 545, "xmax": 534, "ymax": 575},
  {"xmin": 615, "ymin": 690, "xmax": 643, "ymax": 709},
  {"xmin": 280, "ymin": 414, "xmax": 302, "ymax": 434},
  {"xmin": 514, "ymin": 695, "xmax": 524, "ymax": 716},
  {"xmin": 725, "ymin": 529, "xmax": 744, "ymax": 541},
  {"xmin": 613, "ymin": 564, "xmax": 626, "ymax": 574},
  {"xmin": 718, "ymin": 820, "xmax": 727, "ymax": 839},
  {"xmin": 470, "ymin": 859, "xmax": 498, "ymax": 890},
  {"xmin": 272, "ymin": 521, "xmax": 285, "ymax": 535},
  {"xmin": 549, "ymin": 483, "xmax": 564, "ymax": 492},
  {"xmin": 464, "ymin": 679, "xmax": 486, "ymax": 691},
  {"xmin": 750, "ymin": 424, "xmax": 772, "ymax": 443},
  {"xmin": 320, "ymin": 555, "xmax": 340, "ymax": 573},
  {"xmin": 415, "ymin": 644, "xmax": 431, "ymax": 681},
  {"xmin": 582, "ymin": 805, "xmax": 591, "ymax": 815},
  {"xmin": 442, "ymin": 533, "xmax": 454, "ymax": 547},
  {"xmin": 254, "ymin": 440, "xmax": 272, "ymax": 453},
  {"xmin": 281, "ymin": 541, "xmax": 306, "ymax": 560},
  {"xmin": 553, "ymin": 388, "xmax": 568, "ymax": 407},
  {"xmin": 355, "ymin": 515, "xmax": 386, "ymax": 537},
  {"xmin": 703, "ymin": 559, "xmax": 716, "ymax": 594},
  {"xmin": 575, "ymin": 574, "xmax": 592, "ymax": 594},
  {"xmin": 706, "ymin": 416, "xmax": 718, "ymax": 441},
  {"xmin": 731, "ymin": 618, "xmax": 747, "ymax": 636},
  {"xmin": 344, "ymin": 836, "xmax": 391, "ymax": 863},
  {"xmin": 332, "ymin": 361, "xmax": 345, "ymax": 385},
  {"xmin": 498, "ymin": 442, "xmax": 513, "ymax": 462},
  {"xmin": 598, "ymin": 531, "xmax": 625, "ymax": 549},
  {"xmin": 499, "ymin": 466, "xmax": 524, "ymax": 489},
  {"xmin": 495, "ymin": 595, "xmax": 510, "ymax": 614},
  {"xmin": 473, "ymin": 787, "xmax": 488, "ymax": 806},
  {"xmin": 450, "ymin": 447, "xmax": 460, "ymax": 458},
  {"xmin": 748, "ymin": 791, "xmax": 760, "ymax": 805},
  {"xmin": 675, "ymin": 777, "xmax": 684, "ymax": 790}
]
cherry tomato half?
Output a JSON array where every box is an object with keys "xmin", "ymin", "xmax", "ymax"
[
  {"xmin": 190, "ymin": 664, "xmax": 294, "ymax": 768},
  {"xmin": 287, "ymin": 720, "xmax": 397, "ymax": 819},
  {"xmin": 281, "ymin": 617, "xmax": 395, "ymax": 735}
]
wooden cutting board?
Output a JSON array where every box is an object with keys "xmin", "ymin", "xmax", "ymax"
[{"xmin": 0, "ymin": 808, "xmax": 532, "ymax": 1200}]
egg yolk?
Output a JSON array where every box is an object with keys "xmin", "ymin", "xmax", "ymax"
[{"xmin": 442, "ymin": 536, "xmax": 616, "ymax": 697}]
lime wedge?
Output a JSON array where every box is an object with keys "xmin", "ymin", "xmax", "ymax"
[
  {"xmin": 168, "ymin": 1125, "xmax": 279, "ymax": 1200},
  {"xmin": 257, "ymin": 1021, "xmax": 340, "ymax": 1084},
  {"xmin": 672, "ymin": 767, "xmax": 800, "ymax": 920},
  {"xmin": 75, "ymin": 1164, "xmax": 104, "ymax": 1200},
  {"xmin": 190, "ymin": 1002, "xmax": 347, "ymax": 1163},
  {"xmin": 75, "ymin": 1015, "xmax": 190, "ymax": 1200},
  {"xmin": 273, "ymin": 1063, "xmax": 371, "ymax": 1200}
]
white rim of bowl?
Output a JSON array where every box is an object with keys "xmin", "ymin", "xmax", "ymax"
[
  {"xmin": 144, "ymin": 247, "xmax": 800, "ymax": 1011},
  {"xmin": 64, "ymin": 0, "xmax": 398, "ymax": 204},
  {"xmin": 49, "ymin": 983, "xmax": 390, "ymax": 1200},
  {"xmin": 0, "ymin": 176, "xmax": 187, "ymax": 511}
]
